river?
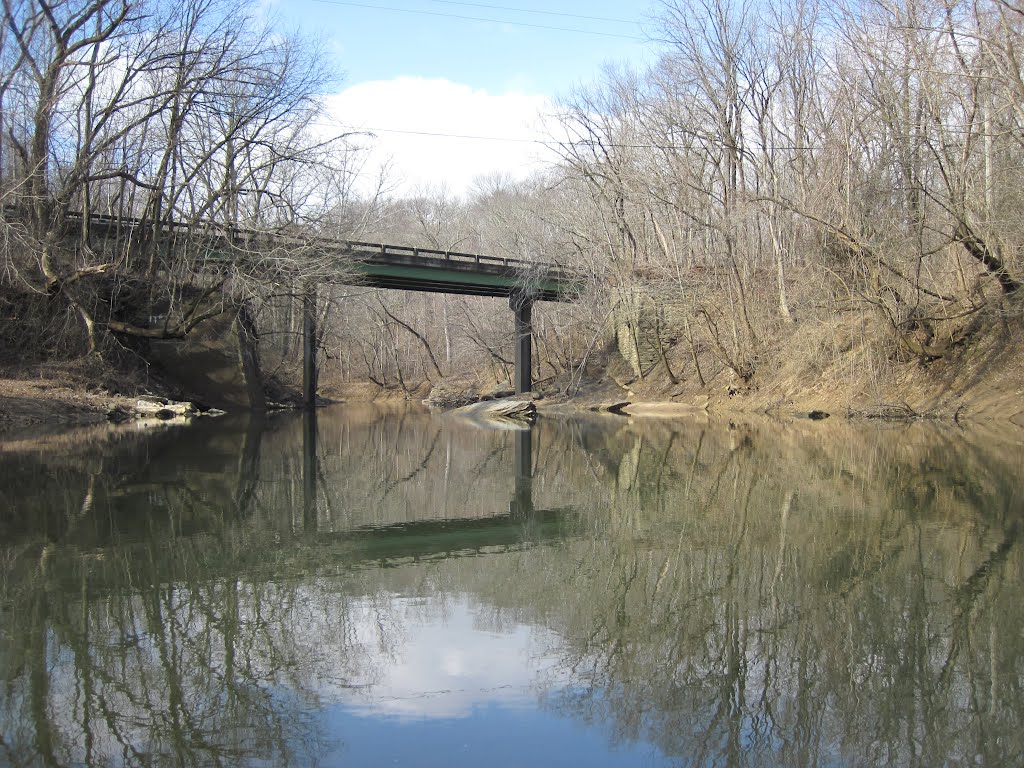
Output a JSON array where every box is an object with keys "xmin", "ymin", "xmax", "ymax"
[{"xmin": 1, "ymin": 405, "xmax": 1022, "ymax": 766}]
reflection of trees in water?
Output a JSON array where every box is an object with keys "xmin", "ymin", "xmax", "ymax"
[
  {"xmin": 248, "ymin": 405, "xmax": 525, "ymax": 531},
  {"xmin": 0, "ymin": 416, "xmax": 394, "ymax": 766},
  {"xmin": 0, "ymin": 404, "xmax": 543, "ymax": 765},
  {"xmin": 0, "ymin": 540, "xmax": 398, "ymax": 765},
  {"xmin": 509, "ymin": 417, "xmax": 1024, "ymax": 766},
  {"xmin": 1, "ymin": 410, "xmax": 1023, "ymax": 765}
]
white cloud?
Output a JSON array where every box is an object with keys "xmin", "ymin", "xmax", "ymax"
[{"xmin": 324, "ymin": 78, "xmax": 553, "ymax": 198}]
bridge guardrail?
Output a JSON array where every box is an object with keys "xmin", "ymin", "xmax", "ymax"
[{"xmin": 40, "ymin": 209, "xmax": 571, "ymax": 277}]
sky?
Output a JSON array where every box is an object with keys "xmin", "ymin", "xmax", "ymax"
[{"xmin": 264, "ymin": 0, "xmax": 661, "ymax": 197}]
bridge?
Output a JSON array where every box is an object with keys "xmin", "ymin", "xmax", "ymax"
[
  {"xmin": 59, "ymin": 211, "xmax": 581, "ymax": 402},
  {"xmin": 303, "ymin": 239, "xmax": 575, "ymax": 401},
  {"xmin": 298, "ymin": 421, "xmax": 551, "ymax": 560}
]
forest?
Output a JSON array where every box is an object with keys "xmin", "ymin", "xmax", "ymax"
[{"xmin": 2, "ymin": 0, "xmax": 1023, "ymax": 415}]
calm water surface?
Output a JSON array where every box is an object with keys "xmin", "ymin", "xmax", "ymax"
[{"xmin": 1, "ymin": 406, "xmax": 1022, "ymax": 766}]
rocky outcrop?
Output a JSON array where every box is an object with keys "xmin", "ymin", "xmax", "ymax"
[
  {"xmin": 132, "ymin": 398, "xmax": 198, "ymax": 420},
  {"xmin": 424, "ymin": 382, "xmax": 517, "ymax": 410},
  {"xmin": 424, "ymin": 383, "xmax": 481, "ymax": 409},
  {"xmin": 107, "ymin": 396, "xmax": 223, "ymax": 427},
  {"xmin": 449, "ymin": 398, "xmax": 537, "ymax": 429},
  {"xmin": 612, "ymin": 289, "xmax": 667, "ymax": 379}
]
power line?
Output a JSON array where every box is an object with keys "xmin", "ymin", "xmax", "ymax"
[
  {"xmin": 309, "ymin": 0, "xmax": 646, "ymax": 40},
  {"xmin": 315, "ymin": 121, "xmax": 570, "ymax": 146},
  {"xmin": 422, "ymin": 0, "xmax": 636, "ymax": 26},
  {"xmin": 317, "ymin": 121, "xmax": 567, "ymax": 146},
  {"xmin": 362, "ymin": 126, "xmax": 547, "ymax": 143},
  {"xmin": 330, "ymin": 124, "xmax": 825, "ymax": 153}
]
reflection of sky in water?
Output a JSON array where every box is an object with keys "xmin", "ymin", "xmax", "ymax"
[
  {"xmin": 336, "ymin": 595, "xmax": 563, "ymax": 721},
  {"xmin": 326, "ymin": 704, "xmax": 666, "ymax": 767},
  {"xmin": 320, "ymin": 595, "xmax": 668, "ymax": 767}
]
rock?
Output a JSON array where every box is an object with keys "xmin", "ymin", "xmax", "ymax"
[
  {"xmin": 106, "ymin": 405, "xmax": 133, "ymax": 424},
  {"xmin": 107, "ymin": 399, "xmax": 199, "ymax": 426},
  {"xmin": 135, "ymin": 399, "xmax": 196, "ymax": 417},
  {"xmin": 424, "ymin": 383, "xmax": 480, "ymax": 409},
  {"xmin": 590, "ymin": 401, "xmax": 631, "ymax": 415},
  {"xmin": 450, "ymin": 398, "xmax": 537, "ymax": 426}
]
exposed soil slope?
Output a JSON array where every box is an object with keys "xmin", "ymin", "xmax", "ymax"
[{"xmin": 3, "ymin": 310, "xmax": 1023, "ymax": 441}]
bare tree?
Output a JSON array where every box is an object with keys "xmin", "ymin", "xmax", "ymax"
[{"xmin": 0, "ymin": 0, "xmax": 368, "ymax": 361}]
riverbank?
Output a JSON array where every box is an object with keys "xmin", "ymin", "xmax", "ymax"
[
  {"xmin": 0, "ymin": 372, "xmax": 141, "ymax": 436},
  {"xmin": 4, "ymin": 308, "xmax": 1024, "ymax": 440},
  {"xmin": 1, "ymin": 360, "xmax": 1019, "ymax": 443},
  {"xmin": 0, "ymin": 363, "xmax": 208, "ymax": 440},
  {"xmin": 538, "ymin": 306, "xmax": 1024, "ymax": 426}
]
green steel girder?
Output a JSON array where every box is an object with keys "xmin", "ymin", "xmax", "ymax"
[{"xmin": 354, "ymin": 261, "xmax": 570, "ymax": 301}]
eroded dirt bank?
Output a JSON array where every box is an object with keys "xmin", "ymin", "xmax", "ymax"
[
  {"xmin": 0, "ymin": 374, "xmax": 142, "ymax": 438},
  {"xmin": 4, "ymin": 310, "xmax": 1023, "ymax": 444}
]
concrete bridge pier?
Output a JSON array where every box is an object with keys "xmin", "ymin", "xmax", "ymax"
[
  {"xmin": 303, "ymin": 283, "xmax": 318, "ymax": 410},
  {"xmin": 510, "ymin": 428, "xmax": 534, "ymax": 517},
  {"xmin": 302, "ymin": 406, "xmax": 318, "ymax": 533},
  {"xmin": 511, "ymin": 292, "xmax": 534, "ymax": 395}
]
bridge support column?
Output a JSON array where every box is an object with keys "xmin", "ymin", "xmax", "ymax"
[
  {"xmin": 510, "ymin": 428, "xmax": 534, "ymax": 517},
  {"xmin": 510, "ymin": 293, "xmax": 534, "ymax": 395},
  {"xmin": 302, "ymin": 283, "xmax": 318, "ymax": 409},
  {"xmin": 302, "ymin": 406, "xmax": 318, "ymax": 533}
]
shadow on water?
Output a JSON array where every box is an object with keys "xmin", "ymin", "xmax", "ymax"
[{"xmin": 1, "ymin": 406, "xmax": 1023, "ymax": 766}]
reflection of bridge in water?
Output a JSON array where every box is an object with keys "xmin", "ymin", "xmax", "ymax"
[
  {"xmin": 300, "ymin": 412, "xmax": 563, "ymax": 562},
  {"xmin": 0, "ymin": 406, "xmax": 575, "ymax": 571}
]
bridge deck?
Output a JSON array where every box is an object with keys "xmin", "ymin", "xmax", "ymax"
[{"xmin": 62, "ymin": 211, "xmax": 577, "ymax": 301}]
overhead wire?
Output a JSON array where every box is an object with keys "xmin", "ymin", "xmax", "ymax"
[
  {"xmin": 420, "ymin": 0, "xmax": 636, "ymax": 25},
  {"xmin": 298, "ymin": 4, "xmax": 824, "ymax": 153},
  {"xmin": 318, "ymin": 122, "xmax": 829, "ymax": 153},
  {"xmin": 309, "ymin": 0, "xmax": 646, "ymax": 40},
  {"xmin": 350, "ymin": 126, "xmax": 549, "ymax": 143}
]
